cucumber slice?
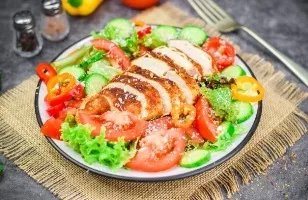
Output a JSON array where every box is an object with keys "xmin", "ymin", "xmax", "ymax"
[
  {"xmin": 144, "ymin": 25, "xmax": 179, "ymax": 48},
  {"xmin": 218, "ymin": 121, "xmax": 235, "ymax": 139},
  {"xmin": 88, "ymin": 60, "xmax": 122, "ymax": 81},
  {"xmin": 179, "ymin": 26, "xmax": 207, "ymax": 46},
  {"xmin": 180, "ymin": 149, "xmax": 211, "ymax": 168},
  {"xmin": 221, "ymin": 65, "xmax": 246, "ymax": 80},
  {"xmin": 105, "ymin": 18, "xmax": 134, "ymax": 38},
  {"xmin": 85, "ymin": 74, "xmax": 108, "ymax": 95},
  {"xmin": 59, "ymin": 66, "xmax": 86, "ymax": 81},
  {"xmin": 231, "ymin": 101, "xmax": 253, "ymax": 123}
]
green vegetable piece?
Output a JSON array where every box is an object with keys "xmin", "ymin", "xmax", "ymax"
[
  {"xmin": 179, "ymin": 26, "xmax": 208, "ymax": 46},
  {"xmin": 231, "ymin": 101, "xmax": 254, "ymax": 123},
  {"xmin": 88, "ymin": 60, "xmax": 122, "ymax": 81},
  {"xmin": 220, "ymin": 65, "xmax": 246, "ymax": 80},
  {"xmin": 91, "ymin": 18, "xmax": 138, "ymax": 56},
  {"xmin": 61, "ymin": 122, "xmax": 135, "ymax": 169},
  {"xmin": 78, "ymin": 51, "xmax": 105, "ymax": 69},
  {"xmin": 85, "ymin": 74, "xmax": 108, "ymax": 95},
  {"xmin": 68, "ymin": 0, "xmax": 82, "ymax": 7},
  {"xmin": 180, "ymin": 149, "xmax": 211, "ymax": 168},
  {"xmin": 143, "ymin": 25, "xmax": 179, "ymax": 49},
  {"xmin": 51, "ymin": 45, "xmax": 91, "ymax": 72},
  {"xmin": 202, "ymin": 87, "xmax": 237, "ymax": 122},
  {"xmin": 203, "ymin": 122, "xmax": 242, "ymax": 151},
  {"xmin": 59, "ymin": 65, "xmax": 86, "ymax": 81}
]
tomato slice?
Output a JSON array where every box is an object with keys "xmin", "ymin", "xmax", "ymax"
[
  {"xmin": 195, "ymin": 97, "xmax": 218, "ymax": 143},
  {"xmin": 121, "ymin": 0, "xmax": 159, "ymax": 9},
  {"xmin": 40, "ymin": 117, "xmax": 63, "ymax": 140},
  {"xmin": 69, "ymin": 84, "xmax": 85, "ymax": 100},
  {"xmin": 46, "ymin": 103, "xmax": 65, "ymax": 117},
  {"xmin": 91, "ymin": 39, "xmax": 131, "ymax": 71},
  {"xmin": 185, "ymin": 127, "xmax": 205, "ymax": 144},
  {"xmin": 77, "ymin": 111, "xmax": 147, "ymax": 141},
  {"xmin": 125, "ymin": 128, "xmax": 186, "ymax": 172},
  {"xmin": 147, "ymin": 116, "xmax": 173, "ymax": 133},
  {"xmin": 137, "ymin": 26, "xmax": 152, "ymax": 39},
  {"xmin": 45, "ymin": 73, "xmax": 76, "ymax": 106},
  {"xmin": 36, "ymin": 63, "xmax": 57, "ymax": 84},
  {"xmin": 202, "ymin": 37, "xmax": 235, "ymax": 71}
]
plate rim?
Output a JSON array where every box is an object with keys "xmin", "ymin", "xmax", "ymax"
[{"xmin": 34, "ymin": 32, "xmax": 262, "ymax": 182}]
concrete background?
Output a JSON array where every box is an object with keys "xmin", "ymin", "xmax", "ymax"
[{"xmin": 0, "ymin": 0, "xmax": 307, "ymax": 199}]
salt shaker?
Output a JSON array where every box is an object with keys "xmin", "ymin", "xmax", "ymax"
[
  {"xmin": 41, "ymin": 0, "xmax": 70, "ymax": 41},
  {"xmin": 12, "ymin": 10, "xmax": 43, "ymax": 58}
]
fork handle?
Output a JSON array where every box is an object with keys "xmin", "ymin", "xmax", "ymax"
[{"xmin": 240, "ymin": 26, "xmax": 308, "ymax": 87}]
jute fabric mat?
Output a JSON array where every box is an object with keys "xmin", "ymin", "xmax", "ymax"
[{"xmin": 0, "ymin": 3, "xmax": 307, "ymax": 200}]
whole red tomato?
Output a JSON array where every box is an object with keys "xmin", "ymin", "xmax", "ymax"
[{"xmin": 121, "ymin": 0, "xmax": 159, "ymax": 9}]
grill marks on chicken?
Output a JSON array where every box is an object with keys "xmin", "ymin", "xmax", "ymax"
[{"xmin": 81, "ymin": 40, "xmax": 213, "ymax": 120}]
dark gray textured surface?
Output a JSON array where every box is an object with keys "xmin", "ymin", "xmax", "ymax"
[{"xmin": 0, "ymin": 0, "xmax": 307, "ymax": 199}]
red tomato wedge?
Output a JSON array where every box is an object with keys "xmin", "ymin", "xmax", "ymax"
[
  {"xmin": 46, "ymin": 103, "xmax": 65, "ymax": 117},
  {"xmin": 195, "ymin": 97, "xmax": 218, "ymax": 143},
  {"xmin": 185, "ymin": 127, "xmax": 205, "ymax": 144},
  {"xmin": 91, "ymin": 39, "xmax": 131, "ymax": 71},
  {"xmin": 147, "ymin": 116, "xmax": 173, "ymax": 133},
  {"xmin": 36, "ymin": 63, "xmax": 57, "ymax": 84},
  {"xmin": 137, "ymin": 26, "xmax": 152, "ymax": 38},
  {"xmin": 125, "ymin": 128, "xmax": 186, "ymax": 172},
  {"xmin": 77, "ymin": 111, "xmax": 147, "ymax": 141},
  {"xmin": 202, "ymin": 37, "xmax": 235, "ymax": 71},
  {"xmin": 41, "ymin": 117, "xmax": 63, "ymax": 140}
]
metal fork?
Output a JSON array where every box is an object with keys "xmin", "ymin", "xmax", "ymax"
[{"xmin": 188, "ymin": 0, "xmax": 308, "ymax": 86}]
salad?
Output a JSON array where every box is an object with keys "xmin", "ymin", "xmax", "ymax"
[{"xmin": 36, "ymin": 18, "xmax": 264, "ymax": 172}]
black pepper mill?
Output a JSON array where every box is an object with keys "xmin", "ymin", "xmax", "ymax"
[{"xmin": 12, "ymin": 10, "xmax": 43, "ymax": 58}]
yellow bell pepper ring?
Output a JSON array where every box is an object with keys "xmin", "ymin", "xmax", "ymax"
[
  {"xmin": 231, "ymin": 76, "xmax": 265, "ymax": 102},
  {"xmin": 62, "ymin": 0, "xmax": 103, "ymax": 16}
]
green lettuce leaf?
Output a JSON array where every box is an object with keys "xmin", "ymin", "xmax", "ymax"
[
  {"xmin": 61, "ymin": 122, "xmax": 136, "ymax": 170},
  {"xmin": 201, "ymin": 85, "xmax": 237, "ymax": 122}
]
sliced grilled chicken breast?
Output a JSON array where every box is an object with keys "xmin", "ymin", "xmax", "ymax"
[
  {"xmin": 132, "ymin": 55, "xmax": 198, "ymax": 104},
  {"xmin": 102, "ymin": 88, "xmax": 142, "ymax": 117},
  {"xmin": 168, "ymin": 40, "xmax": 213, "ymax": 76},
  {"xmin": 153, "ymin": 46, "xmax": 201, "ymax": 79}
]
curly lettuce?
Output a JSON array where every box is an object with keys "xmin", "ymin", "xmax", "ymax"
[
  {"xmin": 91, "ymin": 18, "xmax": 138, "ymax": 57},
  {"xmin": 201, "ymin": 85, "xmax": 237, "ymax": 122},
  {"xmin": 61, "ymin": 122, "xmax": 136, "ymax": 169}
]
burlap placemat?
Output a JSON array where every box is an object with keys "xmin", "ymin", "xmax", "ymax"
[{"xmin": 0, "ymin": 3, "xmax": 307, "ymax": 200}]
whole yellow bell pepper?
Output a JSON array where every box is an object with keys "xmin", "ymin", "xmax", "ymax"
[{"xmin": 62, "ymin": 0, "xmax": 103, "ymax": 16}]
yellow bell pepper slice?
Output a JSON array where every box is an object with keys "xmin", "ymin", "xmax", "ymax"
[
  {"xmin": 231, "ymin": 76, "xmax": 265, "ymax": 102},
  {"xmin": 62, "ymin": 0, "xmax": 103, "ymax": 16}
]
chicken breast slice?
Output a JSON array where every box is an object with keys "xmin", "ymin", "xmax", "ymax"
[
  {"xmin": 153, "ymin": 46, "xmax": 201, "ymax": 79},
  {"xmin": 126, "ymin": 72, "xmax": 172, "ymax": 115},
  {"xmin": 106, "ymin": 74, "xmax": 164, "ymax": 120},
  {"xmin": 168, "ymin": 40, "xmax": 213, "ymax": 76},
  {"xmin": 132, "ymin": 56, "xmax": 197, "ymax": 104},
  {"xmin": 101, "ymin": 88, "xmax": 142, "ymax": 117}
]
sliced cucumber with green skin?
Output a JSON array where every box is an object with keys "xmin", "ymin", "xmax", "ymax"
[
  {"xmin": 179, "ymin": 26, "xmax": 207, "ymax": 46},
  {"xmin": 231, "ymin": 101, "xmax": 253, "ymax": 123},
  {"xmin": 144, "ymin": 25, "xmax": 179, "ymax": 48},
  {"xmin": 105, "ymin": 18, "xmax": 134, "ymax": 38},
  {"xmin": 221, "ymin": 65, "xmax": 246, "ymax": 79},
  {"xmin": 180, "ymin": 149, "xmax": 211, "ymax": 168},
  {"xmin": 85, "ymin": 74, "xmax": 108, "ymax": 95},
  {"xmin": 59, "ymin": 66, "xmax": 86, "ymax": 81},
  {"xmin": 221, "ymin": 65, "xmax": 246, "ymax": 80},
  {"xmin": 218, "ymin": 121, "xmax": 235, "ymax": 139},
  {"xmin": 88, "ymin": 61, "xmax": 122, "ymax": 81}
]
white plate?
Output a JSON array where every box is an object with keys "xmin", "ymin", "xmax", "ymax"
[{"xmin": 35, "ymin": 31, "xmax": 262, "ymax": 181}]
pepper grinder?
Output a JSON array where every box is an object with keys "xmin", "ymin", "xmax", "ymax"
[
  {"xmin": 12, "ymin": 10, "xmax": 43, "ymax": 58},
  {"xmin": 41, "ymin": 0, "xmax": 70, "ymax": 42}
]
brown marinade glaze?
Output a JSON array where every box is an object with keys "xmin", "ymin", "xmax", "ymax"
[
  {"xmin": 101, "ymin": 88, "xmax": 142, "ymax": 117},
  {"xmin": 109, "ymin": 74, "xmax": 164, "ymax": 119},
  {"xmin": 148, "ymin": 51, "xmax": 200, "ymax": 102}
]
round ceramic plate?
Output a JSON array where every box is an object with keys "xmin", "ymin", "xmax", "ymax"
[{"xmin": 35, "ymin": 27, "xmax": 262, "ymax": 182}]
